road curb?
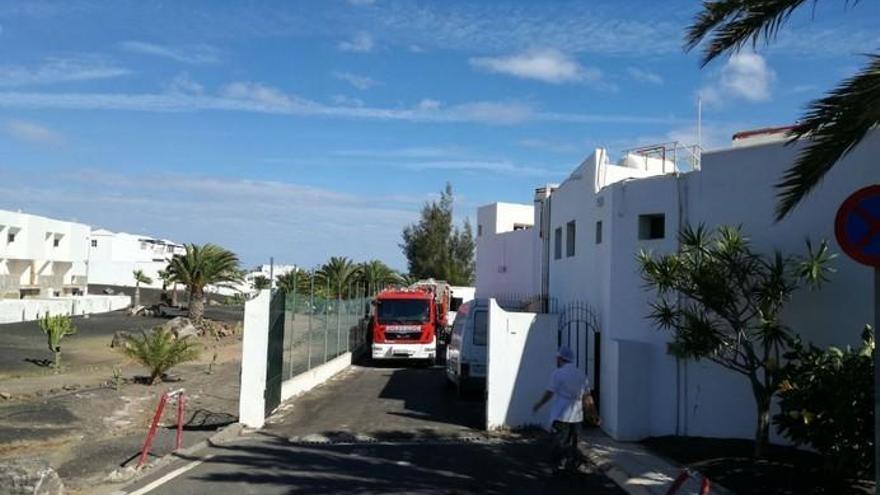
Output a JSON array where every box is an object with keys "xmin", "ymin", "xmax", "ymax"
[{"xmin": 108, "ymin": 421, "xmax": 247, "ymax": 495}]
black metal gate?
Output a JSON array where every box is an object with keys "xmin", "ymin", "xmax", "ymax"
[
  {"xmin": 558, "ymin": 301, "xmax": 601, "ymax": 409},
  {"xmin": 265, "ymin": 289, "xmax": 285, "ymax": 416}
]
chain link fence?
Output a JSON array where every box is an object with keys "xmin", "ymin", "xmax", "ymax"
[{"xmin": 278, "ymin": 273, "xmax": 373, "ymax": 380}]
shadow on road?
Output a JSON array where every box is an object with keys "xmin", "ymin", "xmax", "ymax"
[{"xmin": 175, "ymin": 434, "xmax": 624, "ymax": 495}]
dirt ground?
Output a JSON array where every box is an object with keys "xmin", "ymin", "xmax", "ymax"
[{"xmin": 0, "ymin": 308, "xmax": 244, "ymax": 493}]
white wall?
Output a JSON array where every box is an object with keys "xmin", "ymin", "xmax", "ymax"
[
  {"xmin": 486, "ymin": 300, "xmax": 558, "ymax": 430},
  {"xmin": 87, "ymin": 230, "xmax": 184, "ymax": 289},
  {"xmin": 0, "ymin": 295, "xmax": 131, "ymax": 324},
  {"xmin": 478, "ymin": 130, "xmax": 880, "ymax": 443},
  {"xmin": 239, "ymin": 290, "xmax": 271, "ymax": 428},
  {"xmin": 475, "ymin": 228, "xmax": 536, "ymax": 298}
]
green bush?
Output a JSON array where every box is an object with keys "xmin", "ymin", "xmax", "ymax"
[
  {"xmin": 121, "ymin": 327, "xmax": 200, "ymax": 385},
  {"xmin": 774, "ymin": 326, "xmax": 874, "ymax": 477}
]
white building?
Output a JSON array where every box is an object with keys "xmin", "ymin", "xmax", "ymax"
[
  {"xmin": 0, "ymin": 210, "xmax": 89, "ymax": 298},
  {"xmin": 476, "ymin": 129, "xmax": 876, "ymax": 442},
  {"xmin": 87, "ymin": 229, "xmax": 185, "ymax": 289}
]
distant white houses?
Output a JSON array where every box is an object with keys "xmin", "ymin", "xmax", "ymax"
[
  {"xmin": 0, "ymin": 210, "xmax": 90, "ymax": 298},
  {"xmin": 476, "ymin": 127, "xmax": 877, "ymax": 442},
  {"xmin": 87, "ymin": 229, "xmax": 186, "ymax": 290}
]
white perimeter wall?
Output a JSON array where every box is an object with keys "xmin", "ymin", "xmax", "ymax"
[
  {"xmin": 475, "ymin": 229, "xmax": 536, "ymax": 298},
  {"xmin": 486, "ymin": 299, "xmax": 558, "ymax": 430},
  {"xmin": 0, "ymin": 295, "xmax": 131, "ymax": 324}
]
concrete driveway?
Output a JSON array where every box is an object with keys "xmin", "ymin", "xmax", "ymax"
[{"xmin": 120, "ymin": 364, "xmax": 625, "ymax": 495}]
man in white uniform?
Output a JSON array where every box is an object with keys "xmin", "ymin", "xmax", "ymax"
[{"xmin": 532, "ymin": 345, "xmax": 599, "ymax": 474}]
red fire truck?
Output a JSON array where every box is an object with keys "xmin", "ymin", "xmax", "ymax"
[{"xmin": 371, "ymin": 281, "xmax": 449, "ymax": 363}]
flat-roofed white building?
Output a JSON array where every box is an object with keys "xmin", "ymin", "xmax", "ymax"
[
  {"xmin": 0, "ymin": 210, "xmax": 89, "ymax": 298},
  {"xmin": 476, "ymin": 128, "xmax": 877, "ymax": 442},
  {"xmin": 87, "ymin": 229, "xmax": 186, "ymax": 289}
]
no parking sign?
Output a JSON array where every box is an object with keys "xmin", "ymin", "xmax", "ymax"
[{"xmin": 835, "ymin": 185, "xmax": 880, "ymax": 267}]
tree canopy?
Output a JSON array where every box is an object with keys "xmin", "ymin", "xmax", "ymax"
[
  {"xmin": 685, "ymin": 0, "xmax": 879, "ymax": 219},
  {"xmin": 400, "ymin": 184, "xmax": 475, "ymax": 286}
]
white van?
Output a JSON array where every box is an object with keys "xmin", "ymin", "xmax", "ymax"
[{"xmin": 445, "ymin": 298, "xmax": 488, "ymax": 394}]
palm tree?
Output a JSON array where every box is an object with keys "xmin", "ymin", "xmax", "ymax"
[
  {"xmin": 685, "ymin": 1, "xmax": 879, "ymax": 219},
  {"xmin": 252, "ymin": 275, "xmax": 271, "ymax": 290},
  {"xmin": 157, "ymin": 268, "xmax": 179, "ymax": 306},
  {"xmin": 276, "ymin": 269, "xmax": 304, "ymax": 294},
  {"xmin": 122, "ymin": 327, "xmax": 200, "ymax": 385},
  {"xmin": 357, "ymin": 260, "xmax": 400, "ymax": 295},
  {"xmin": 316, "ymin": 256, "xmax": 359, "ymax": 299},
  {"xmin": 166, "ymin": 244, "xmax": 241, "ymax": 324},
  {"xmin": 132, "ymin": 269, "xmax": 153, "ymax": 308}
]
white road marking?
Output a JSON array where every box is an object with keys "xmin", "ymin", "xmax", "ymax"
[{"xmin": 127, "ymin": 455, "xmax": 214, "ymax": 495}]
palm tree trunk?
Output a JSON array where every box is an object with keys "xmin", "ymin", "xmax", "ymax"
[
  {"xmin": 750, "ymin": 377, "xmax": 772, "ymax": 458},
  {"xmin": 189, "ymin": 287, "xmax": 205, "ymax": 324},
  {"xmin": 171, "ymin": 283, "xmax": 178, "ymax": 307},
  {"xmin": 134, "ymin": 283, "xmax": 141, "ymax": 308}
]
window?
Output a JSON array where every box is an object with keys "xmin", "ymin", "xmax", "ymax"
[
  {"xmin": 477, "ymin": 224, "xmax": 483, "ymax": 237},
  {"xmin": 473, "ymin": 310, "xmax": 487, "ymax": 346},
  {"xmin": 638, "ymin": 214, "xmax": 666, "ymax": 240},
  {"xmin": 554, "ymin": 227, "xmax": 562, "ymax": 260},
  {"xmin": 566, "ymin": 221, "xmax": 576, "ymax": 257},
  {"xmin": 53, "ymin": 238, "xmax": 60, "ymax": 248},
  {"xmin": 6, "ymin": 233, "xmax": 15, "ymax": 244},
  {"xmin": 91, "ymin": 240, "xmax": 98, "ymax": 248},
  {"xmin": 595, "ymin": 221, "xmax": 603, "ymax": 244}
]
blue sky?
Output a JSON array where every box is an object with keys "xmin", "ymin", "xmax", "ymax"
[{"xmin": 0, "ymin": 0, "xmax": 877, "ymax": 270}]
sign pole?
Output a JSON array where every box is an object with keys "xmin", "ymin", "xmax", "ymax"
[{"xmin": 875, "ymin": 267, "xmax": 879, "ymax": 495}]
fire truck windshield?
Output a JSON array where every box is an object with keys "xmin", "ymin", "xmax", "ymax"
[{"xmin": 377, "ymin": 299, "xmax": 430, "ymax": 324}]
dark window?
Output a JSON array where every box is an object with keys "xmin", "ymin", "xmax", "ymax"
[
  {"xmin": 566, "ymin": 221, "xmax": 576, "ymax": 257},
  {"xmin": 638, "ymin": 214, "xmax": 666, "ymax": 240},
  {"xmin": 90, "ymin": 239, "xmax": 98, "ymax": 247},
  {"xmin": 53, "ymin": 238, "xmax": 60, "ymax": 247},
  {"xmin": 473, "ymin": 310, "xmax": 487, "ymax": 346},
  {"xmin": 377, "ymin": 299, "xmax": 431, "ymax": 324},
  {"xmin": 450, "ymin": 297, "xmax": 464, "ymax": 312},
  {"xmin": 477, "ymin": 224, "xmax": 483, "ymax": 236},
  {"xmin": 6, "ymin": 233, "xmax": 15, "ymax": 243},
  {"xmin": 595, "ymin": 221, "xmax": 603, "ymax": 244},
  {"xmin": 554, "ymin": 227, "xmax": 562, "ymax": 260}
]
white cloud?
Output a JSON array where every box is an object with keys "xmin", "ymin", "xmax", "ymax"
[
  {"xmin": 331, "ymin": 94, "xmax": 364, "ymax": 107},
  {"xmin": 0, "ymin": 83, "xmax": 679, "ymax": 127},
  {"xmin": 120, "ymin": 41, "xmax": 220, "ymax": 65},
  {"xmin": 408, "ymin": 45, "xmax": 424, "ymax": 53},
  {"xmin": 4, "ymin": 120, "xmax": 65, "ymax": 146},
  {"xmin": 469, "ymin": 49, "xmax": 601, "ymax": 85},
  {"xmin": 333, "ymin": 71, "xmax": 380, "ymax": 90},
  {"xmin": 347, "ymin": 0, "xmax": 375, "ymax": 5},
  {"xmin": 0, "ymin": 56, "xmax": 130, "ymax": 87},
  {"xmin": 700, "ymin": 52, "xmax": 775, "ymax": 106},
  {"xmin": 338, "ymin": 32, "xmax": 374, "ymax": 53},
  {"xmin": 167, "ymin": 73, "xmax": 204, "ymax": 95},
  {"xmin": 626, "ymin": 67, "xmax": 663, "ymax": 85},
  {"xmin": 407, "ymin": 160, "xmax": 550, "ymax": 177}
]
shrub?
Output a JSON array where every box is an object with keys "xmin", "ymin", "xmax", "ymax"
[
  {"xmin": 121, "ymin": 327, "xmax": 200, "ymax": 385},
  {"xmin": 774, "ymin": 326, "xmax": 874, "ymax": 477},
  {"xmin": 38, "ymin": 314, "xmax": 77, "ymax": 371}
]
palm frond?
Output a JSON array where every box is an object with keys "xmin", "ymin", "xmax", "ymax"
[
  {"xmin": 776, "ymin": 54, "xmax": 880, "ymax": 219},
  {"xmin": 684, "ymin": 0, "xmax": 808, "ymax": 66}
]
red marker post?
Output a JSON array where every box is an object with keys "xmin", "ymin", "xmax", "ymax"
[{"xmin": 834, "ymin": 185, "xmax": 880, "ymax": 493}]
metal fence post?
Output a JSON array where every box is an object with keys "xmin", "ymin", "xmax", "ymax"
[
  {"xmin": 324, "ymin": 276, "xmax": 329, "ymax": 364},
  {"xmin": 307, "ymin": 270, "xmax": 313, "ymax": 371}
]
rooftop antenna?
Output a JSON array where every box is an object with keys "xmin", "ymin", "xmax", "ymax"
[{"xmin": 696, "ymin": 95, "xmax": 703, "ymax": 170}]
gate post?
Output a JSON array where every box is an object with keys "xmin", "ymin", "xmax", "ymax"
[{"xmin": 239, "ymin": 289, "xmax": 271, "ymax": 428}]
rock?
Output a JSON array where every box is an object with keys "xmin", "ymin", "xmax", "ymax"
[
  {"xmin": 0, "ymin": 458, "xmax": 65, "ymax": 495},
  {"xmin": 162, "ymin": 317, "xmax": 198, "ymax": 339},
  {"xmin": 110, "ymin": 331, "xmax": 132, "ymax": 348},
  {"xmin": 0, "ymin": 392, "xmax": 10, "ymax": 400},
  {"xmin": 102, "ymin": 288, "xmax": 115, "ymax": 295},
  {"xmin": 62, "ymin": 385, "xmax": 76, "ymax": 391},
  {"xmin": 104, "ymin": 466, "xmax": 137, "ymax": 483},
  {"xmin": 128, "ymin": 305, "xmax": 145, "ymax": 316},
  {"xmin": 208, "ymin": 299, "xmax": 221, "ymax": 306}
]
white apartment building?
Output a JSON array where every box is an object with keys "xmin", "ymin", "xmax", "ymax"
[
  {"xmin": 87, "ymin": 229, "xmax": 186, "ymax": 289},
  {"xmin": 0, "ymin": 210, "xmax": 89, "ymax": 298},
  {"xmin": 476, "ymin": 127, "xmax": 877, "ymax": 442}
]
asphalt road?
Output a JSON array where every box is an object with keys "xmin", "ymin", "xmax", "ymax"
[{"xmin": 123, "ymin": 365, "xmax": 625, "ymax": 495}]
